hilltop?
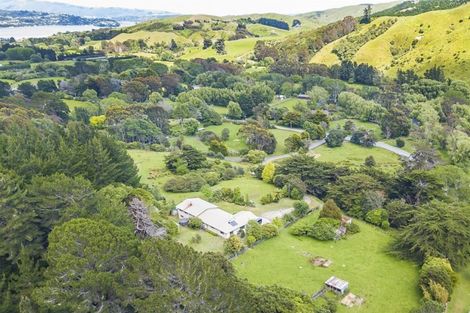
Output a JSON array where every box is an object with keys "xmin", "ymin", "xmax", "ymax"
[
  {"xmin": 310, "ymin": 2, "xmax": 470, "ymax": 82},
  {"xmin": 298, "ymin": 1, "xmax": 401, "ymax": 24}
]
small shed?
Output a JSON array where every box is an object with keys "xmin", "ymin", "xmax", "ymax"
[{"xmin": 325, "ymin": 276, "xmax": 349, "ymax": 294}]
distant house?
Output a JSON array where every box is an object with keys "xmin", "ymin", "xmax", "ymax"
[
  {"xmin": 276, "ymin": 94, "xmax": 286, "ymax": 100},
  {"xmin": 297, "ymin": 94, "xmax": 311, "ymax": 100},
  {"xmin": 325, "ymin": 276, "xmax": 349, "ymax": 294},
  {"xmin": 176, "ymin": 198, "xmax": 265, "ymax": 238}
]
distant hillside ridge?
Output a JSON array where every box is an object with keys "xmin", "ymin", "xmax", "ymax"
[
  {"xmin": 297, "ymin": 1, "xmax": 401, "ymax": 24},
  {"xmin": 374, "ymin": 0, "xmax": 469, "ymax": 16},
  {"xmin": 310, "ymin": 3, "xmax": 470, "ymax": 83}
]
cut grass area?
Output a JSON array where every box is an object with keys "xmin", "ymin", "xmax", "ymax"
[
  {"xmin": 175, "ymin": 224, "xmax": 225, "ymax": 254},
  {"xmin": 64, "ymin": 99, "xmax": 99, "ymax": 114},
  {"xmin": 311, "ymin": 142, "xmax": 402, "ymax": 171},
  {"xmin": 205, "ymin": 123, "xmax": 247, "ymax": 152},
  {"xmin": 233, "ymin": 214, "xmax": 420, "ymax": 313},
  {"xmin": 272, "ymin": 98, "xmax": 308, "ymax": 111},
  {"xmin": 1, "ymin": 77, "xmax": 65, "ymax": 88},
  {"xmin": 174, "ymin": 122, "xmax": 295, "ymax": 156},
  {"xmin": 180, "ymin": 36, "xmax": 279, "ymax": 61},
  {"xmin": 127, "ymin": 149, "xmax": 169, "ymax": 185},
  {"xmin": 128, "ymin": 149, "xmax": 295, "ymax": 215},
  {"xmin": 448, "ymin": 265, "xmax": 470, "ymax": 313},
  {"xmin": 111, "ymin": 30, "xmax": 189, "ymax": 45}
]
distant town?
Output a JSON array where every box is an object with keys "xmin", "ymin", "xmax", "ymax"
[{"xmin": 0, "ymin": 10, "xmax": 120, "ymax": 28}]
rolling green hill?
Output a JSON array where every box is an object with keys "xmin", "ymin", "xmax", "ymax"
[
  {"xmin": 298, "ymin": 1, "xmax": 401, "ymax": 24},
  {"xmin": 311, "ymin": 3, "xmax": 470, "ymax": 83}
]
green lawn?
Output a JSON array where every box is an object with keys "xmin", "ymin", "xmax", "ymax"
[
  {"xmin": 233, "ymin": 214, "xmax": 420, "ymax": 313},
  {"xmin": 64, "ymin": 99, "xmax": 99, "ymax": 114},
  {"xmin": 175, "ymin": 224, "xmax": 225, "ymax": 254},
  {"xmin": 330, "ymin": 119, "xmax": 384, "ymax": 140},
  {"xmin": 11, "ymin": 77, "xmax": 65, "ymax": 87},
  {"xmin": 128, "ymin": 149, "xmax": 296, "ymax": 215},
  {"xmin": 448, "ymin": 265, "xmax": 470, "ymax": 313},
  {"xmin": 187, "ymin": 122, "xmax": 295, "ymax": 156},
  {"xmin": 272, "ymin": 98, "xmax": 308, "ymax": 111},
  {"xmin": 311, "ymin": 142, "xmax": 402, "ymax": 171},
  {"xmin": 205, "ymin": 123, "xmax": 247, "ymax": 152}
]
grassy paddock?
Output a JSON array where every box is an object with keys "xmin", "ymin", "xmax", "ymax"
[
  {"xmin": 233, "ymin": 214, "xmax": 420, "ymax": 313},
  {"xmin": 311, "ymin": 142, "xmax": 402, "ymax": 171},
  {"xmin": 127, "ymin": 149, "xmax": 296, "ymax": 214},
  {"xmin": 448, "ymin": 265, "xmax": 470, "ymax": 313}
]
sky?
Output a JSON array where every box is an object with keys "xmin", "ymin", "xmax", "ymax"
[{"xmin": 44, "ymin": 0, "xmax": 396, "ymax": 15}]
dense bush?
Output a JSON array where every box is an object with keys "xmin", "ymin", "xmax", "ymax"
[
  {"xmin": 309, "ymin": 218, "xmax": 340, "ymax": 241},
  {"xmin": 325, "ymin": 128, "xmax": 347, "ymax": 148},
  {"xmin": 365, "ymin": 209, "xmax": 389, "ymax": 228},
  {"xmin": 188, "ymin": 217, "xmax": 203, "ymax": 229},
  {"xmin": 320, "ymin": 199, "xmax": 342, "ymax": 220},
  {"xmin": 243, "ymin": 150, "xmax": 267, "ymax": 164},
  {"xmin": 163, "ymin": 173, "xmax": 206, "ymax": 193},
  {"xmin": 419, "ymin": 257, "xmax": 456, "ymax": 303}
]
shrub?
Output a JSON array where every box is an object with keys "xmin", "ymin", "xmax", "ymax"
[
  {"xmin": 261, "ymin": 224, "xmax": 279, "ymax": 239},
  {"xmin": 243, "ymin": 150, "xmax": 267, "ymax": 164},
  {"xmin": 346, "ymin": 222, "xmax": 360, "ymax": 234},
  {"xmin": 262, "ymin": 162, "xmax": 276, "ymax": 183},
  {"xmin": 260, "ymin": 192, "xmax": 282, "ymax": 205},
  {"xmin": 221, "ymin": 128, "xmax": 230, "ymax": 141},
  {"xmin": 224, "ymin": 235, "xmax": 244, "ymax": 256},
  {"xmin": 396, "ymin": 138, "xmax": 405, "ymax": 148},
  {"xmin": 293, "ymin": 201, "xmax": 310, "ymax": 217},
  {"xmin": 272, "ymin": 217, "xmax": 284, "ymax": 228},
  {"xmin": 289, "ymin": 187, "xmax": 304, "ymax": 200},
  {"xmin": 289, "ymin": 220, "xmax": 313, "ymax": 237},
  {"xmin": 222, "ymin": 168, "xmax": 237, "ymax": 180},
  {"xmin": 190, "ymin": 234, "xmax": 202, "ymax": 244},
  {"xmin": 246, "ymin": 235, "xmax": 257, "ymax": 247},
  {"xmin": 247, "ymin": 220, "xmax": 264, "ymax": 241},
  {"xmin": 365, "ymin": 209, "xmax": 389, "ymax": 227},
  {"xmin": 202, "ymin": 171, "xmax": 221, "ymax": 186},
  {"xmin": 188, "ymin": 217, "xmax": 203, "ymax": 229},
  {"xmin": 325, "ymin": 128, "xmax": 346, "ymax": 147},
  {"xmin": 419, "ymin": 257, "xmax": 456, "ymax": 303},
  {"xmin": 150, "ymin": 144, "xmax": 166, "ymax": 152},
  {"xmin": 350, "ymin": 129, "xmax": 376, "ymax": 147},
  {"xmin": 320, "ymin": 199, "xmax": 342, "ymax": 220},
  {"xmin": 308, "ymin": 218, "xmax": 340, "ymax": 241},
  {"xmin": 182, "ymin": 118, "xmax": 200, "ymax": 135},
  {"xmin": 163, "ymin": 174, "xmax": 206, "ymax": 193},
  {"xmin": 364, "ymin": 155, "xmax": 376, "ymax": 167}
]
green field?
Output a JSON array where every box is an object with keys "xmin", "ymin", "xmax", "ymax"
[
  {"xmin": 175, "ymin": 224, "xmax": 225, "ymax": 254},
  {"xmin": 311, "ymin": 3, "xmax": 470, "ymax": 83},
  {"xmin": 127, "ymin": 149, "xmax": 296, "ymax": 215},
  {"xmin": 233, "ymin": 213, "xmax": 420, "ymax": 313},
  {"xmin": 1, "ymin": 77, "xmax": 65, "ymax": 88},
  {"xmin": 448, "ymin": 265, "xmax": 470, "ymax": 313},
  {"xmin": 64, "ymin": 99, "xmax": 99, "ymax": 114},
  {"xmin": 311, "ymin": 142, "xmax": 402, "ymax": 171},
  {"xmin": 181, "ymin": 36, "xmax": 279, "ymax": 61},
  {"xmin": 272, "ymin": 98, "xmax": 308, "ymax": 111}
]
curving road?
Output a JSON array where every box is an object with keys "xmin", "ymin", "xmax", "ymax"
[{"xmin": 260, "ymin": 125, "xmax": 411, "ymax": 165}]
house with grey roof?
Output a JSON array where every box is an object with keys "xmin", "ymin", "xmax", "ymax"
[{"xmin": 176, "ymin": 198, "xmax": 266, "ymax": 238}]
